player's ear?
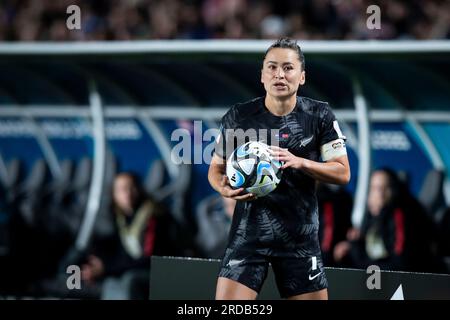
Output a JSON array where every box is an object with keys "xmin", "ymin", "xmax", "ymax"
[
  {"xmin": 261, "ymin": 68, "xmax": 264, "ymax": 84},
  {"xmin": 299, "ymin": 70, "xmax": 306, "ymax": 85}
]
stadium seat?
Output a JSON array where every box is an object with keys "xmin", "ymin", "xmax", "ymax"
[
  {"xmin": 64, "ymin": 157, "xmax": 92, "ymax": 236},
  {"xmin": 41, "ymin": 160, "xmax": 77, "ymax": 239},
  {"xmin": 153, "ymin": 163, "xmax": 191, "ymax": 226},
  {"xmin": 93, "ymin": 150, "xmax": 118, "ymax": 239},
  {"xmin": 18, "ymin": 159, "xmax": 49, "ymax": 227},
  {"xmin": 194, "ymin": 194, "xmax": 230, "ymax": 259},
  {"xmin": 0, "ymin": 183, "xmax": 9, "ymax": 256},
  {"xmin": 4, "ymin": 159, "xmax": 22, "ymax": 205},
  {"xmin": 144, "ymin": 159, "xmax": 165, "ymax": 196},
  {"xmin": 71, "ymin": 157, "xmax": 92, "ymax": 193},
  {"xmin": 46, "ymin": 159, "xmax": 74, "ymax": 203},
  {"xmin": 418, "ymin": 169, "xmax": 446, "ymax": 221},
  {"xmin": 437, "ymin": 207, "xmax": 450, "ymax": 255}
]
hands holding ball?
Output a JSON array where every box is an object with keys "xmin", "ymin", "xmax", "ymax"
[{"xmin": 221, "ymin": 141, "xmax": 299, "ymax": 201}]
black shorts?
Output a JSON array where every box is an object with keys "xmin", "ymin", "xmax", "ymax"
[{"xmin": 218, "ymin": 248, "xmax": 328, "ymax": 298}]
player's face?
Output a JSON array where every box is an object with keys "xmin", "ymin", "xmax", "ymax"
[
  {"xmin": 368, "ymin": 171, "xmax": 393, "ymax": 216},
  {"xmin": 113, "ymin": 175, "xmax": 139, "ymax": 215},
  {"xmin": 261, "ymin": 48, "xmax": 305, "ymax": 99}
]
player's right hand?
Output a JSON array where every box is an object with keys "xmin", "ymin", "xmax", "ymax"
[{"xmin": 220, "ymin": 175, "xmax": 256, "ymax": 201}]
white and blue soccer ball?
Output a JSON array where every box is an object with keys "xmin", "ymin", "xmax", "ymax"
[{"xmin": 226, "ymin": 141, "xmax": 283, "ymax": 198}]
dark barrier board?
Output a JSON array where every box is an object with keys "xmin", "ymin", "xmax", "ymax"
[{"xmin": 150, "ymin": 256, "xmax": 450, "ymax": 300}]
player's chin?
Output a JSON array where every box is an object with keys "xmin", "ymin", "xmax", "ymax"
[{"xmin": 269, "ymin": 89, "xmax": 293, "ymax": 99}]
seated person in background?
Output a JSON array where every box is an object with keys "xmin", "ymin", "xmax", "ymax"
[
  {"xmin": 333, "ymin": 168, "xmax": 436, "ymax": 272},
  {"xmin": 317, "ymin": 182, "xmax": 353, "ymax": 267},
  {"xmin": 81, "ymin": 172, "xmax": 175, "ymax": 299},
  {"xmin": 196, "ymin": 195, "xmax": 235, "ymax": 259}
]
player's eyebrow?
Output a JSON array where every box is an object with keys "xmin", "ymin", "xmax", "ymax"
[{"xmin": 266, "ymin": 61, "xmax": 294, "ymax": 66}]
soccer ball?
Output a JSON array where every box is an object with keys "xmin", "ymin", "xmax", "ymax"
[{"xmin": 226, "ymin": 141, "xmax": 283, "ymax": 198}]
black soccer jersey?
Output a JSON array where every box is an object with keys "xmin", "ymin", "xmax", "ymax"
[{"xmin": 214, "ymin": 96, "xmax": 344, "ymax": 257}]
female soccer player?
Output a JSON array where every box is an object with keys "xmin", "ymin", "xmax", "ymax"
[{"xmin": 208, "ymin": 38, "xmax": 350, "ymax": 300}]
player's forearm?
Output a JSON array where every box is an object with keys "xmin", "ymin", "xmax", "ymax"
[
  {"xmin": 301, "ymin": 158, "xmax": 350, "ymax": 185},
  {"xmin": 208, "ymin": 164, "xmax": 225, "ymax": 193}
]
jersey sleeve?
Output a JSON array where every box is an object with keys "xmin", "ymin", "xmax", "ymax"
[
  {"xmin": 318, "ymin": 103, "xmax": 347, "ymax": 161},
  {"xmin": 213, "ymin": 107, "xmax": 239, "ymax": 160},
  {"xmin": 318, "ymin": 103, "xmax": 345, "ymax": 145}
]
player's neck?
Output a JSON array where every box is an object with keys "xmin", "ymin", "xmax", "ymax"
[{"xmin": 264, "ymin": 95, "xmax": 297, "ymax": 116}]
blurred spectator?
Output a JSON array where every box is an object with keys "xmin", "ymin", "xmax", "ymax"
[
  {"xmin": 0, "ymin": 0, "xmax": 448, "ymax": 41},
  {"xmin": 81, "ymin": 172, "xmax": 176, "ymax": 299},
  {"xmin": 333, "ymin": 168, "xmax": 439, "ymax": 272},
  {"xmin": 195, "ymin": 195, "xmax": 235, "ymax": 259},
  {"xmin": 260, "ymin": 14, "xmax": 287, "ymax": 39}
]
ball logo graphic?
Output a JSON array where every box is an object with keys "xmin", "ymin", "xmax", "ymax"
[{"xmin": 226, "ymin": 141, "xmax": 283, "ymax": 198}]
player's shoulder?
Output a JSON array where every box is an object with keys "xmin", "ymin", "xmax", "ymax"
[
  {"xmin": 222, "ymin": 96, "xmax": 264, "ymax": 123},
  {"xmin": 297, "ymin": 96, "xmax": 333, "ymax": 119},
  {"xmin": 297, "ymin": 96, "xmax": 331, "ymax": 112}
]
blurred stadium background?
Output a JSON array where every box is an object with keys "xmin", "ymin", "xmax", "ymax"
[{"xmin": 0, "ymin": 0, "xmax": 449, "ymax": 299}]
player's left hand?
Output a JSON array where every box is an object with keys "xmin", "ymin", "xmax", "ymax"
[{"xmin": 269, "ymin": 146, "xmax": 304, "ymax": 170}]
